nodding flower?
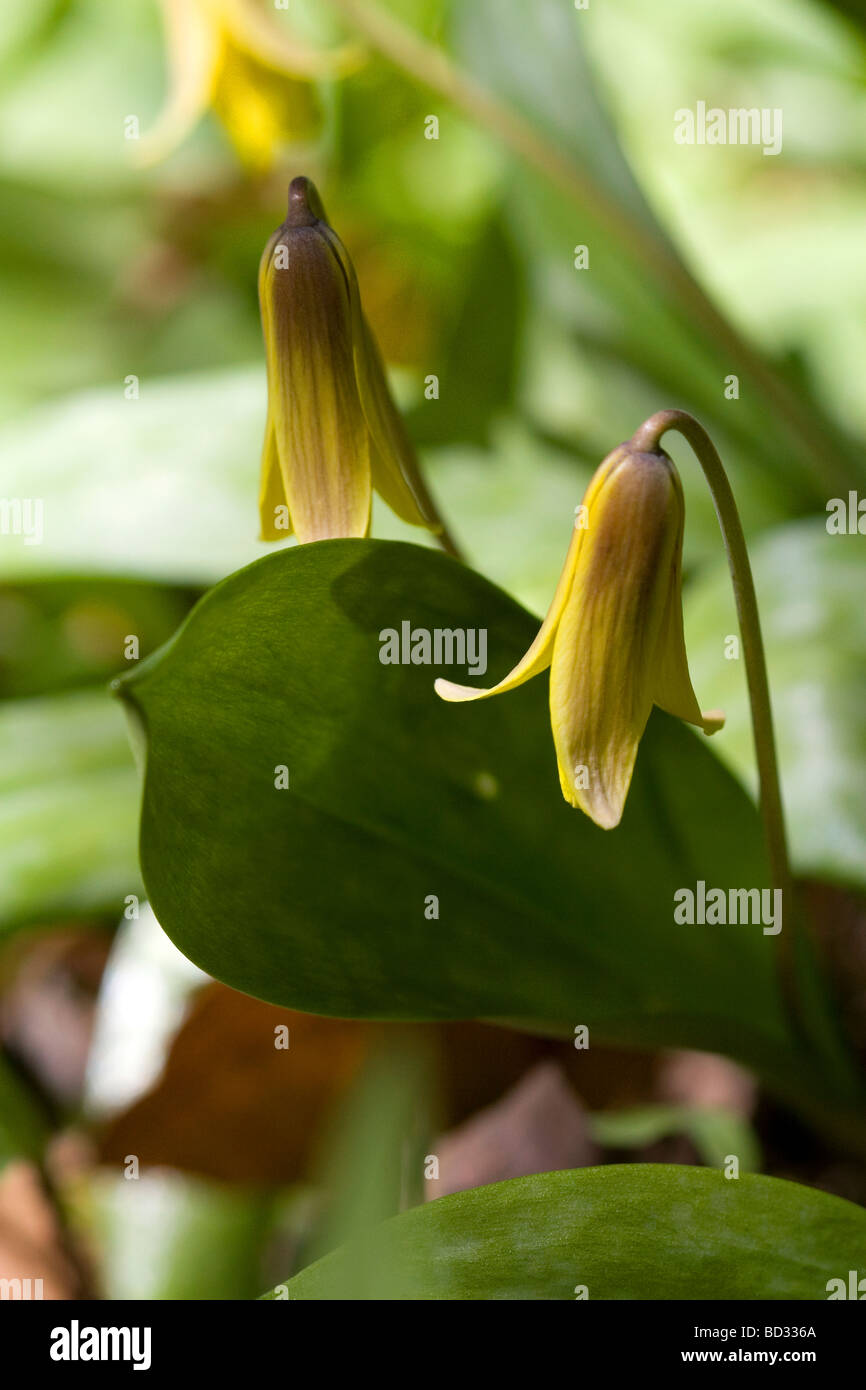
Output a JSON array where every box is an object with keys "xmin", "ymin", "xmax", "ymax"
[
  {"xmin": 436, "ymin": 443, "xmax": 724, "ymax": 829},
  {"xmin": 258, "ymin": 177, "xmax": 450, "ymax": 546}
]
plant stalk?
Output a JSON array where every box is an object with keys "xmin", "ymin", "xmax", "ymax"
[{"xmin": 630, "ymin": 409, "xmax": 805, "ymax": 1042}]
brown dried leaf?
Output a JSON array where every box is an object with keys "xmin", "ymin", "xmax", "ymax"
[{"xmin": 426, "ymin": 1060, "xmax": 600, "ymax": 1200}]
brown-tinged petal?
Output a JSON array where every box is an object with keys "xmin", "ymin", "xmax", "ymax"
[
  {"xmin": 549, "ymin": 450, "xmax": 682, "ymax": 828},
  {"xmin": 259, "ymin": 178, "xmax": 371, "ymax": 542},
  {"xmin": 651, "ymin": 462, "xmax": 725, "ymax": 735},
  {"xmin": 318, "ymin": 221, "xmax": 444, "ymax": 533}
]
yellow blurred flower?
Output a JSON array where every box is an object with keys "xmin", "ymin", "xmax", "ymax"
[
  {"xmin": 436, "ymin": 444, "xmax": 724, "ymax": 829},
  {"xmin": 139, "ymin": 0, "xmax": 362, "ymax": 168},
  {"xmin": 259, "ymin": 176, "xmax": 448, "ymax": 545}
]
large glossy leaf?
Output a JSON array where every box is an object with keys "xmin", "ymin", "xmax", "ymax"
[
  {"xmin": 685, "ymin": 520, "xmax": 866, "ymax": 891},
  {"xmin": 116, "ymin": 540, "xmax": 860, "ymax": 1121},
  {"xmin": 0, "ymin": 690, "xmax": 140, "ymax": 930},
  {"xmin": 266, "ymin": 1164, "xmax": 866, "ymax": 1300}
]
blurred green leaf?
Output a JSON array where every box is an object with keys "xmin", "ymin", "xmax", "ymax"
[
  {"xmin": 0, "ymin": 578, "xmax": 191, "ymax": 699},
  {"xmin": 116, "ymin": 539, "xmax": 859, "ymax": 1124},
  {"xmin": 5, "ymin": 360, "xmax": 789, "ymax": 624},
  {"xmin": 0, "ymin": 369, "xmax": 281, "ymax": 586},
  {"xmin": 89, "ymin": 1170, "xmax": 273, "ymax": 1300},
  {"xmin": 305, "ymin": 1037, "xmax": 433, "ymax": 1280},
  {"xmin": 589, "ymin": 1104, "xmax": 761, "ymax": 1172},
  {"xmin": 0, "ymin": 0, "xmax": 163, "ymax": 191},
  {"xmin": 406, "ymin": 215, "xmax": 525, "ymax": 447},
  {"xmin": 0, "ymin": 1053, "xmax": 49, "ymax": 1171},
  {"xmin": 581, "ymin": 0, "xmax": 866, "ymax": 442},
  {"xmin": 686, "ymin": 519, "xmax": 866, "ymax": 891},
  {"xmin": 265, "ymin": 1164, "xmax": 866, "ymax": 1300},
  {"xmin": 0, "ymin": 0, "xmax": 68, "ymax": 78},
  {"xmin": 450, "ymin": 0, "xmax": 862, "ymax": 507},
  {"xmin": 0, "ymin": 367, "xmax": 589, "ymax": 612},
  {"xmin": 0, "ymin": 689, "xmax": 140, "ymax": 930}
]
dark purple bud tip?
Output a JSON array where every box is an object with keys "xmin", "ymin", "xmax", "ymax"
[{"xmin": 286, "ymin": 176, "xmax": 327, "ymax": 229}]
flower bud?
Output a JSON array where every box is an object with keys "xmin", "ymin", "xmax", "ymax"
[
  {"xmin": 436, "ymin": 444, "xmax": 723, "ymax": 828},
  {"xmin": 259, "ymin": 177, "xmax": 447, "ymax": 545}
]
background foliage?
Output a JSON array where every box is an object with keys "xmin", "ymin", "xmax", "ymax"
[{"xmin": 1, "ymin": 0, "xmax": 865, "ymax": 1299}]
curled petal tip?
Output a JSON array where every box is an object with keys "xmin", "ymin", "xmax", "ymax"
[
  {"xmin": 585, "ymin": 803, "xmax": 623, "ymax": 832},
  {"xmin": 434, "ymin": 677, "xmax": 486, "ymax": 703},
  {"xmin": 702, "ymin": 708, "xmax": 726, "ymax": 735}
]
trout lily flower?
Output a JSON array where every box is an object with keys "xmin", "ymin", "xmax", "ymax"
[
  {"xmin": 139, "ymin": 0, "xmax": 362, "ymax": 168},
  {"xmin": 436, "ymin": 444, "xmax": 724, "ymax": 829},
  {"xmin": 258, "ymin": 176, "xmax": 450, "ymax": 546}
]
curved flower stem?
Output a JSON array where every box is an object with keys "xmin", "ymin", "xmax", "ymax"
[{"xmin": 630, "ymin": 409, "xmax": 807, "ymax": 1040}]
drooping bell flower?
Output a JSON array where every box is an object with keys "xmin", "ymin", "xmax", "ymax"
[
  {"xmin": 435, "ymin": 444, "xmax": 724, "ymax": 829},
  {"xmin": 258, "ymin": 176, "xmax": 449, "ymax": 546},
  {"xmin": 138, "ymin": 0, "xmax": 362, "ymax": 169}
]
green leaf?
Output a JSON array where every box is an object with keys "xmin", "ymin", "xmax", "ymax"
[
  {"xmin": 116, "ymin": 540, "xmax": 858, "ymax": 1120},
  {"xmin": 0, "ymin": 367, "xmax": 580, "ymax": 612},
  {"xmin": 685, "ymin": 519, "xmax": 866, "ymax": 890},
  {"xmin": 0, "ymin": 577, "xmax": 191, "ymax": 700},
  {"xmin": 0, "ymin": 368, "xmax": 282, "ymax": 587},
  {"xmin": 89, "ymin": 1171, "xmax": 274, "ymax": 1300},
  {"xmin": 451, "ymin": 0, "xmax": 862, "ymax": 506},
  {"xmin": 304, "ymin": 1038, "xmax": 434, "ymax": 1270},
  {"xmin": 265, "ymin": 1164, "xmax": 866, "ymax": 1300},
  {"xmin": 589, "ymin": 1105, "xmax": 761, "ymax": 1172},
  {"xmin": 0, "ymin": 0, "xmax": 163, "ymax": 192},
  {"xmin": 406, "ymin": 215, "xmax": 525, "ymax": 448},
  {"xmin": 0, "ymin": 1053, "xmax": 49, "ymax": 1171},
  {"xmin": 0, "ymin": 689, "xmax": 140, "ymax": 930}
]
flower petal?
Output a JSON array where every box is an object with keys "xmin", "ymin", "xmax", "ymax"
[
  {"xmin": 435, "ymin": 449, "xmax": 627, "ymax": 705},
  {"xmin": 211, "ymin": 46, "xmax": 318, "ymax": 168},
  {"xmin": 258, "ymin": 413, "xmax": 290, "ymax": 540},
  {"xmin": 651, "ymin": 470, "xmax": 725, "ymax": 735},
  {"xmin": 549, "ymin": 451, "xmax": 681, "ymax": 828},
  {"xmin": 260, "ymin": 191, "xmax": 371, "ymax": 543},
  {"xmin": 318, "ymin": 223, "xmax": 443, "ymax": 533},
  {"xmin": 136, "ymin": 0, "xmax": 220, "ymax": 166},
  {"xmin": 215, "ymin": 0, "xmax": 364, "ymax": 78},
  {"xmin": 435, "ymin": 519, "xmax": 584, "ymax": 704}
]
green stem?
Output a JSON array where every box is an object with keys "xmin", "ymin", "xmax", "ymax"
[
  {"xmin": 630, "ymin": 409, "xmax": 804, "ymax": 1041},
  {"xmin": 326, "ymin": 0, "xmax": 855, "ymax": 499},
  {"xmin": 435, "ymin": 522, "xmax": 463, "ymax": 561}
]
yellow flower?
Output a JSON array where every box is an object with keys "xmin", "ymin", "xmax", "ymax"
[
  {"xmin": 259, "ymin": 176, "xmax": 447, "ymax": 545},
  {"xmin": 436, "ymin": 444, "xmax": 724, "ymax": 829},
  {"xmin": 139, "ymin": 0, "xmax": 362, "ymax": 169}
]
